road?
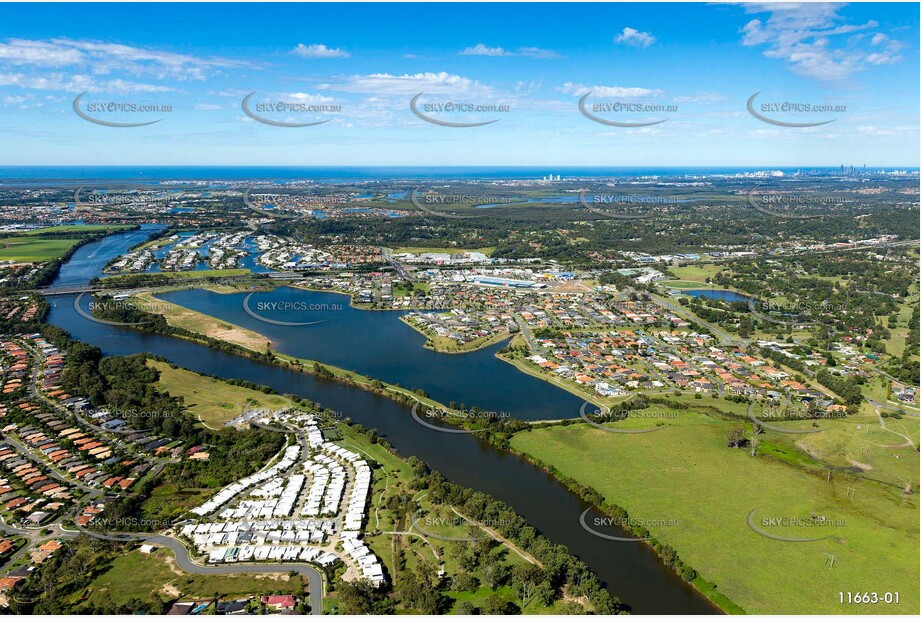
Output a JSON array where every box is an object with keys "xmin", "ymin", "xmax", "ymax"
[
  {"xmin": 513, "ymin": 315, "xmax": 537, "ymax": 351},
  {"xmin": 381, "ymin": 246, "xmax": 412, "ymax": 280},
  {"xmin": 650, "ymin": 293, "xmax": 740, "ymax": 346},
  {"xmin": 77, "ymin": 527, "xmax": 323, "ymax": 615}
]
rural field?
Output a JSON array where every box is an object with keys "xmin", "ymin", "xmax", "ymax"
[
  {"xmin": 510, "ymin": 411, "xmax": 919, "ymax": 615},
  {"xmin": 0, "ymin": 238, "xmax": 81, "ymax": 262},
  {"xmin": 0, "ymin": 225, "xmax": 133, "ymax": 261}
]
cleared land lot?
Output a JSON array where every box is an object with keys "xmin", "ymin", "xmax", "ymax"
[
  {"xmin": 74, "ymin": 550, "xmax": 303, "ymax": 607},
  {"xmin": 149, "ymin": 359, "xmax": 291, "ymax": 428},
  {"xmin": 511, "ymin": 411, "xmax": 919, "ymax": 615}
]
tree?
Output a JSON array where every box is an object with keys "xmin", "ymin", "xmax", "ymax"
[
  {"xmin": 726, "ymin": 427, "xmax": 749, "ymax": 448},
  {"xmin": 482, "ymin": 595, "xmax": 517, "ymax": 615},
  {"xmin": 511, "ymin": 563, "xmax": 542, "ymax": 607},
  {"xmin": 482, "ymin": 561, "xmax": 507, "ymax": 591},
  {"xmin": 535, "ymin": 580, "xmax": 556, "ymax": 607}
]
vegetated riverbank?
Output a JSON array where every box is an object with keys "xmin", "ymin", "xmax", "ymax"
[{"xmin": 87, "ymin": 295, "xmax": 738, "ymax": 612}]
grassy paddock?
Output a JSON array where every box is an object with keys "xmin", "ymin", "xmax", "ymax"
[
  {"xmin": 510, "ymin": 413, "xmax": 919, "ymax": 615},
  {"xmin": 148, "ymin": 359, "xmax": 291, "ymax": 428}
]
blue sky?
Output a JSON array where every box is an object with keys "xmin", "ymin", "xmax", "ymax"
[{"xmin": 0, "ymin": 2, "xmax": 917, "ymax": 166}]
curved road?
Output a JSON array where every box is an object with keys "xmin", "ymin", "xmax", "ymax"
[{"xmin": 77, "ymin": 528, "xmax": 322, "ymax": 614}]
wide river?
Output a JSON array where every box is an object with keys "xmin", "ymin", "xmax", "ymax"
[{"xmin": 47, "ymin": 226, "xmax": 717, "ymax": 614}]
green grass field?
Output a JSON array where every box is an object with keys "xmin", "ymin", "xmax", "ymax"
[
  {"xmin": 668, "ymin": 264, "xmax": 725, "ymax": 281},
  {"xmin": 0, "ymin": 238, "xmax": 80, "ymax": 262},
  {"xmin": 139, "ymin": 481, "xmax": 213, "ymax": 523},
  {"xmin": 0, "ymin": 225, "xmax": 134, "ymax": 262},
  {"xmin": 660, "ymin": 280, "xmax": 721, "ymax": 290},
  {"xmin": 148, "ymin": 359, "xmax": 291, "ymax": 428},
  {"xmin": 510, "ymin": 412, "xmax": 919, "ymax": 615},
  {"xmin": 76, "ymin": 550, "xmax": 303, "ymax": 607}
]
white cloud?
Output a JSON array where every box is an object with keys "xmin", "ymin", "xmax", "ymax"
[
  {"xmin": 517, "ymin": 47, "xmax": 559, "ymax": 59},
  {"xmin": 673, "ymin": 93, "xmax": 727, "ymax": 104},
  {"xmin": 0, "ymin": 39, "xmax": 83, "ymax": 66},
  {"xmin": 0, "ymin": 37, "xmax": 245, "ymax": 82},
  {"xmin": 559, "ymin": 82, "xmax": 663, "ymax": 98},
  {"xmin": 318, "ymin": 71, "xmax": 493, "ymax": 97},
  {"xmin": 738, "ymin": 4, "xmax": 902, "ymax": 81},
  {"xmin": 284, "ymin": 91, "xmax": 336, "ymax": 104},
  {"xmin": 614, "ymin": 27, "xmax": 656, "ymax": 48},
  {"xmin": 461, "ymin": 43, "xmax": 559, "ymax": 58},
  {"xmin": 0, "ymin": 72, "xmax": 174, "ymax": 93},
  {"xmin": 292, "ymin": 44, "xmax": 350, "ymax": 59},
  {"xmin": 461, "ymin": 43, "xmax": 509, "ymax": 57}
]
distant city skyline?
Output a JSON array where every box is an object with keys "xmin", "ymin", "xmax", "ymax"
[{"xmin": 0, "ymin": 2, "xmax": 918, "ymax": 166}]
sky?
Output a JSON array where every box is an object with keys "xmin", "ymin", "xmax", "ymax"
[{"xmin": 0, "ymin": 2, "xmax": 918, "ymax": 167}]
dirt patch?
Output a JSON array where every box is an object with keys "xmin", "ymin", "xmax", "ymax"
[
  {"xmin": 161, "ymin": 553, "xmax": 186, "ymax": 577},
  {"xmin": 554, "ymin": 280, "xmax": 594, "ymax": 294}
]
